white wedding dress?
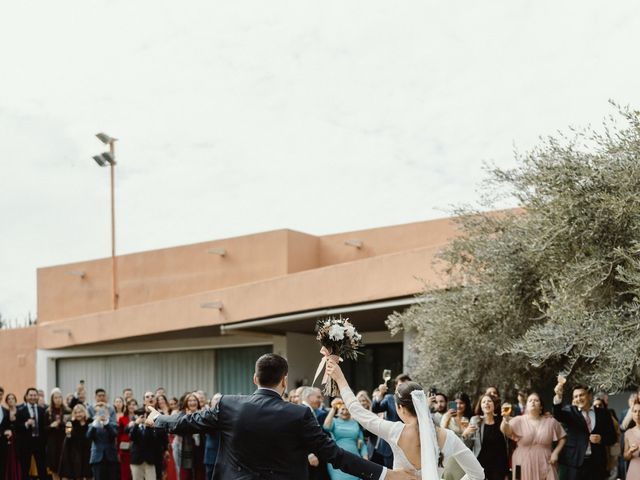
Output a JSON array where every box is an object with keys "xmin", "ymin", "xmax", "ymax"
[{"xmin": 340, "ymin": 387, "xmax": 484, "ymax": 480}]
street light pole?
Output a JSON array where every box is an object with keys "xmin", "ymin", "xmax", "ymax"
[
  {"xmin": 109, "ymin": 140, "xmax": 118, "ymax": 309},
  {"xmin": 93, "ymin": 133, "xmax": 119, "ymax": 309}
]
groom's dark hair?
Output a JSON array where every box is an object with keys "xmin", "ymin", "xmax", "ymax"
[{"xmin": 255, "ymin": 354, "xmax": 288, "ymax": 387}]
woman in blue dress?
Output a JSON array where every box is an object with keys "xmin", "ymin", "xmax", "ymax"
[{"xmin": 323, "ymin": 397, "xmax": 369, "ymax": 480}]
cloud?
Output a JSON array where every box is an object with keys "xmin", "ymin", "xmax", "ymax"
[{"xmin": 1, "ymin": 0, "xmax": 639, "ymax": 319}]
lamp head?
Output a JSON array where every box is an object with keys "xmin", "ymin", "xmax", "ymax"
[{"xmin": 96, "ymin": 132, "xmax": 117, "ymax": 144}]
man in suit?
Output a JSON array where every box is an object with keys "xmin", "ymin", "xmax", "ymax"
[
  {"xmin": 15, "ymin": 388, "xmax": 47, "ymax": 480},
  {"xmin": 15, "ymin": 388, "xmax": 46, "ymax": 480},
  {"xmin": 87, "ymin": 403, "xmax": 119, "ymax": 480},
  {"xmin": 0, "ymin": 387, "xmax": 13, "ymax": 480},
  {"xmin": 148, "ymin": 354, "xmax": 417, "ymax": 480},
  {"xmin": 553, "ymin": 378, "xmax": 615, "ymax": 480},
  {"xmin": 88, "ymin": 388, "xmax": 117, "ymax": 424},
  {"xmin": 371, "ymin": 373, "xmax": 411, "ymax": 468},
  {"xmin": 300, "ymin": 387, "xmax": 330, "ymax": 480},
  {"xmin": 127, "ymin": 412, "xmax": 168, "ymax": 480}
]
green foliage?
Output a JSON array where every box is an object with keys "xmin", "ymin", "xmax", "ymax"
[{"xmin": 388, "ymin": 104, "xmax": 640, "ymax": 395}]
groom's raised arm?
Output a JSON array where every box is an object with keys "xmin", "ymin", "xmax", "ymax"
[{"xmin": 152, "ymin": 404, "xmax": 220, "ymax": 435}]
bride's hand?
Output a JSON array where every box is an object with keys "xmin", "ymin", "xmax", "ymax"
[{"xmin": 325, "ymin": 359, "xmax": 345, "ymax": 382}]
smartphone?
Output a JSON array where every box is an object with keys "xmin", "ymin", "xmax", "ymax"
[
  {"xmin": 449, "ymin": 401, "xmax": 456, "ymax": 410},
  {"xmin": 514, "ymin": 465, "xmax": 521, "ymax": 480}
]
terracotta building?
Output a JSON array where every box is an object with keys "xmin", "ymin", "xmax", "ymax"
[{"xmin": 0, "ymin": 216, "xmax": 461, "ymax": 399}]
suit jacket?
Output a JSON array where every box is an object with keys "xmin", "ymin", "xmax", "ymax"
[
  {"xmin": 128, "ymin": 423, "xmax": 168, "ymax": 466},
  {"xmin": 371, "ymin": 393, "xmax": 398, "ymax": 458},
  {"xmin": 87, "ymin": 421, "xmax": 119, "ymax": 464},
  {"xmin": 15, "ymin": 403, "xmax": 47, "ymax": 445},
  {"xmin": 156, "ymin": 388, "xmax": 384, "ymax": 480},
  {"xmin": 0, "ymin": 407, "xmax": 10, "ymax": 450},
  {"xmin": 204, "ymin": 432, "xmax": 221, "ymax": 466},
  {"xmin": 315, "ymin": 408, "xmax": 328, "ymax": 426},
  {"xmin": 553, "ymin": 402, "xmax": 615, "ymax": 473}
]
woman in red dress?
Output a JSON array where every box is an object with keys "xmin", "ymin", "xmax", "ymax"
[
  {"xmin": 117, "ymin": 398, "xmax": 138, "ymax": 480},
  {"xmin": 4, "ymin": 393, "xmax": 21, "ymax": 480}
]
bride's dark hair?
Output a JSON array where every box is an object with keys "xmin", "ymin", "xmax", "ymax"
[
  {"xmin": 394, "ymin": 381, "xmax": 423, "ymax": 415},
  {"xmin": 395, "ymin": 381, "xmax": 444, "ymax": 467}
]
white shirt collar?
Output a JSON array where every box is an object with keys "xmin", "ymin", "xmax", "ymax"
[{"xmin": 257, "ymin": 387, "xmax": 282, "ymax": 396}]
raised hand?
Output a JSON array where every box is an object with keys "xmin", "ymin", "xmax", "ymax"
[
  {"xmin": 554, "ymin": 374, "xmax": 566, "ymax": 399},
  {"xmin": 325, "ymin": 359, "xmax": 347, "ymax": 387},
  {"xmin": 145, "ymin": 406, "xmax": 161, "ymax": 427}
]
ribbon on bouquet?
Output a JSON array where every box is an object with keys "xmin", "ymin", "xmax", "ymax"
[{"xmin": 312, "ymin": 346, "xmax": 342, "ymax": 387}]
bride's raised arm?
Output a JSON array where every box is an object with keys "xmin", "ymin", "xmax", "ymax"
[{"xmin": 325, "ymin": 360, "xmax": 398, "ymax": 443}]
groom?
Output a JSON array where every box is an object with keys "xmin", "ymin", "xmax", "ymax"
[{"xmin": 147, "ymin": 353, "xmax": 417, "ymax": 480}]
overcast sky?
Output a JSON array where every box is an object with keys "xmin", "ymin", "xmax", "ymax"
[{"xmin": 1, "ymin": 1, "xmax": 639, "ymax": 322}]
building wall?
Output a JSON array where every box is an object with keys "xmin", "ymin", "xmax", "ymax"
[
  {"xmin": 37, "ymin": 217, "xmax": 464, "ymax": 324},
  {"xmin": 0, "ymin": 326, "xmax": 37, "ymax": 396},
  {"xmin": 37, "ymin": 230, "xmax": 295, "ymax": 322},
  {"xmin": 36, "ymin": 245, "xmax": 446, "ymax": 350},
  {"xmin": 318, "ymin": 217, "xmax": 459, "ymax": 266}
]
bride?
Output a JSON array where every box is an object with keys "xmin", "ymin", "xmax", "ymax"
[{"xmin": 325, "ymin": 360, "xmax": 484, "ymax": 480}]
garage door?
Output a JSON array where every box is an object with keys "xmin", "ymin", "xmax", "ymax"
[{"xmin": 56, "ymin": 345, "xmax": 272, "ymax": 402}]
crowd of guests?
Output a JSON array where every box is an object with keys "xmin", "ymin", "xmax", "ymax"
[
  {"xmin": 0, "ymin": 384, "xmax": 222, "ymax": 480},
  {"xmin": 285, "ymin": 376, "xmax": 640, "ymax": 480},
  {"xmin": 1, "ymin": 376, "xmax": 639, "ymax": 480}
]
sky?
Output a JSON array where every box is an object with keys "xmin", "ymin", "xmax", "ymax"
[{"xmin": 1, "ymin": 1, "xmax": 640, "ymax": 322}]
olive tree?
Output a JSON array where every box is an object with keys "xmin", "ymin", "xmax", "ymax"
[{"xmin": 388, "ymin": 104, "xmax": 640, "ymax": 396}]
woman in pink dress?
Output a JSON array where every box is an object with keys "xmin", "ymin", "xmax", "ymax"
[
  {"xmin": 501, "ymin": 392, "xmax": 567, "ymax": 480},
  {"xmin": 623, "ymin": 402, "xmax": 640, "ymax": 479}
]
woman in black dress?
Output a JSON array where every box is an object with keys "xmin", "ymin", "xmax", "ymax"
[
  {"xmin": 46, "ymin": 388, "xmax": 71, "ymax": 480},
  {"xmin": 58, "ymin": 404, "xmax": 92, "ymax": 480},
  {"xmin": 462, "ymin": 394, "xmax": 509, "ymax": 480}
]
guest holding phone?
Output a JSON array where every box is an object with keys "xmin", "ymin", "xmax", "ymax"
[
  {"xmin": 441, "ymin": 392, "xmax": 474, "ymax": 480},
  {"xmin": 87, "ymin": 404, "xmax": 119, "ymax": 480},
  {"xmin": 441, "ymin": 392, "xmax": 473, "ymax": 437}
]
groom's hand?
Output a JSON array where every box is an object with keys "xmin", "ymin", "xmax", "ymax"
[
  {"xmin": 386, "ymin": 469, "xmax": 420, "ymax": 480},
  {"xmin": 145, "ymin": 406, "xmax": 161, "ymax": 427}
]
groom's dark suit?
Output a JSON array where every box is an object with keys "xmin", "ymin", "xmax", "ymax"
[{"xmin": 156, "ymin": 388, "xmax": 385, "ymax": 480}]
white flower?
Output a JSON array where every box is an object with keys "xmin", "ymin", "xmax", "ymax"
[
  {"xmin": 328, "ymin": 325, "xmax": 345, "ymax": 341},
  {"xmin": 345, "ymin": 325, "xmax": 356, "ymax": 339}
]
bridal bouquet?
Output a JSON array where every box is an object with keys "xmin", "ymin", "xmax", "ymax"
[{"xmin": 313, "ymin": 317, "xmax": 363, "ymax": 396}]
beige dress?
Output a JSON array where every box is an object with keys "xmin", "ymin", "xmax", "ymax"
[
  {"xmin": 509, "ymin": 416, "xmax": 566, "ymax": 480},
  {"xmin": 625, "ymin": 428, "xmax": 640, "ymax": 479}
]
